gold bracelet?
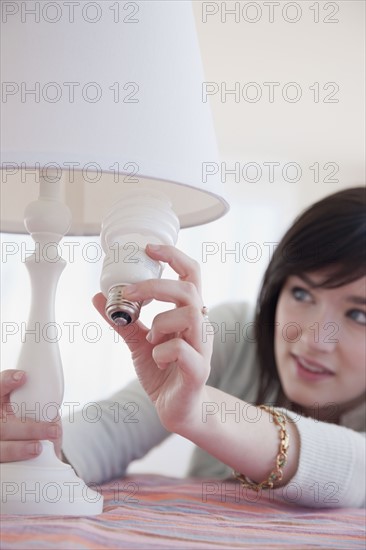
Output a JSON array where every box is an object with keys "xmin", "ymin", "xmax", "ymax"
[{"xmin": 233, "ymin": 405, "xmax": 290, "ymax": 491}]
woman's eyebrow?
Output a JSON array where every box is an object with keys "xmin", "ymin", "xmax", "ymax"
[
  {"xmin": 345, "ymin": 296, "xmax": 366, "ymax": 305},
  {"xmin": 297, "ymin": 274, "xmax": 316, "ymax": 286},
  {"xmin": 295, "ymin": 276, "xmax": 366, "ymax": 303}
]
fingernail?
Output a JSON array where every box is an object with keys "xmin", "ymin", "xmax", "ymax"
[
  {"xmin": 146, "ymin": 331, "xmax": 153, "ymax": 343},
  {"xmin": 147, "ymin": 244, "xmax": 161, "ymax": 251},
  {"xmin": 27, "ymin": 442, "xmax": 42, "ymax": 456},
  {"xmin": 12, "ymin": 371, "xmax": 25, "ymax": 381},
  {"xmin": 47, "ymin": 425, "xmax": 59, "ymax": 439}
]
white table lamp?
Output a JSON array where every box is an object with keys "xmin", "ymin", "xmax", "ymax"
[{"xmin": 0, "ymin": 0, "xmax": 229, "ymax": 515}]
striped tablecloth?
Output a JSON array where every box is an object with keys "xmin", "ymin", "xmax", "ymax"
[{"xmin": 1, "ymin": 474, "xmax": 365, "ymax": 549}]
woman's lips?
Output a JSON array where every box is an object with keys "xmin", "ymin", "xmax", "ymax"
[{"xmin": 292, "ymin": 354, "xmax": 335, "ymax": 381}]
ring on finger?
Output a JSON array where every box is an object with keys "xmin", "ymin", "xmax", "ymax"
[{"xmin": 201, "ymin": 306, "xmax": 209, "ymax": 321}]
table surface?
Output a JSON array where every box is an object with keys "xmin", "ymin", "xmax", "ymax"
[{"xmin": 1, "ymin": 474, "xmax": 365, "ymax": 549}]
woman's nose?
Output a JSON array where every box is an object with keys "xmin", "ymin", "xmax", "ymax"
[{"xmin": 300, "ymin": 315, "xmax": 339, "ymax": 352}]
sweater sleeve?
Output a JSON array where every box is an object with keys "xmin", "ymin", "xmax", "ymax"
[
  {"xmin": 61, "ymin": 378, "xmax": 170, "ymax": 485},
  {"xmin": 273, "ymin": 410, "xmax": 366, "ymax": 508}
]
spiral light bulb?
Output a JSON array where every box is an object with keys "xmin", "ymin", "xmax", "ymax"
[{"xmin": 100, "ymin": 188, "xmax": 180, "ymax": 325}]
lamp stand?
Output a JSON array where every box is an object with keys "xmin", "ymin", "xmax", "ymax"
[{"xmin": 0, "ymin": 173, "xmax": 103, "ymax": 515}]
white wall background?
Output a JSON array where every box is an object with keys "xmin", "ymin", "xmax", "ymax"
[{"xmin": 1, "ymin": 1, "xmax": 365, "ymax": 476}]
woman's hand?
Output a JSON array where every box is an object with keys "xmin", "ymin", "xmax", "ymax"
[
  {"xmin": 93, "ymin": 244, "xmax": 214, "ymax": 432},
  {"xmin": 0, "ymin": 370, "xmax": 62, "ymax": 462}
]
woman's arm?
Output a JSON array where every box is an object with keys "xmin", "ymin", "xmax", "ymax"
[
  {"xmin": 173, "ymin": 385, "xmax": 365, "ymax": 508},
  {"xmin": 273, "ymin": 410, "xmax": 366, "ymax": 508},
  {"xmin": 62, "ymin": 378, "xmax": 170, "ymax": 485},
  {"xmin": 173, "ymin": 385, "xmax": 301, "ymax": 488},
  {"xmin": 94, "ymin": 246, "xmax": 364, "ymax": 506}
]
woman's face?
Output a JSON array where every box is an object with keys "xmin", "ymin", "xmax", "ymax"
[{"xmin": 274, "ymin": 273, "xmax": 366, "ymax": 419}]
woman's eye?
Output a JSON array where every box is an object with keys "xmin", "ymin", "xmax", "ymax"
[
  {"xmin": 348, "ymin": 310, "xmax": 366, "ymax": 326},
  {"xmin": 291, "ymin": 286, "xmax": 311, "ymax": 302}
]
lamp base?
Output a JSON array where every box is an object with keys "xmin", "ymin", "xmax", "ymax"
[{"xmin": 0, "ymin": 441, "xmax": 103, "ymax": 516}]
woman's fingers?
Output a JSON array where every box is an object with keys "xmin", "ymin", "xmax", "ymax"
[
  {"xmin": 0, "ymin": 415, "xmax": 61, "ymax": 443},
  {"xmin": 0, "ymin": 440, "xmax": 43, "ymax": 463},
  {"xmin": 146, "ymin": 244, "xmax": 202, "ymax": 294},
  {"xmin": 0, "ymin": 370, "xmax": 26, "ymax": 403},
  {"xmin": 122, "ymin": 245, "xmax": 205, "ymax": 308},
  {"xmin": 93, "ymin": 245, "xmax": 209, "ymax": 360},
  {"xmin": 1, "ymin": 370, "xmax": 27, "ymax": 419},
  {"xmin": 147, "ymin": 306, "xmax": 213, "ymax": 355},
  {"xmin": 0, "ymin": 416, "xmax": 61, "ymax": 463},
  {"xmin": 0, "ymin": 370, "xmax": 63, "ymax": 463},
  {"xmin": 152, "ymin": 338, "xmax": 210, "ymax": 386},
  {"xmin": 94, "ymin": 245, "xmax": 205, "ymax": 327},
  {"xmin": 123, "ymin": 278, "xmax": 201, "ymax": 308}
]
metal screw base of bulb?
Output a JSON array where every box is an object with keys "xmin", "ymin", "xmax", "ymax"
[{"xmin": 105, "ymin": 285, "xmax": 142, "ymax": 326}]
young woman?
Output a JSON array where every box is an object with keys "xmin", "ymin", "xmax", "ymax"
[{"xmin": 1, "ymin": 187, "xmax": 365, "ymax": 508}]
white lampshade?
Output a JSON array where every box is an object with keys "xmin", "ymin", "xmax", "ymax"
[{"xmin": 1, "ymin": 0, "xmax": 229, "ymax": 234}]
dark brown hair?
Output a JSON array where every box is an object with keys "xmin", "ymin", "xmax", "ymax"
[{"xmin": 254, "ymin": 186, "xmax": 366, "ymax": 405}]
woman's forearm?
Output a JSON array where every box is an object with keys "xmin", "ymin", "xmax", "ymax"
[{"xmin": 175, "ymin": 386, "xmax": 300, "ymax": 487}]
